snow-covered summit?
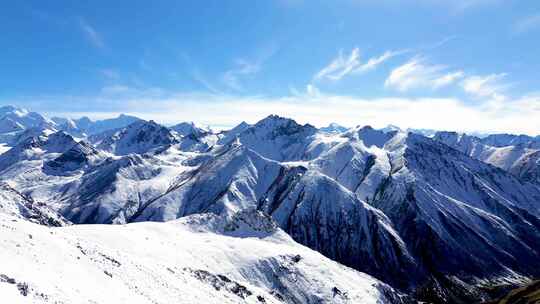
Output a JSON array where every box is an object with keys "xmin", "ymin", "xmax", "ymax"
[
  {"xmin": 230, "ymin": 115, "xmax": 319, "ymax": 161},
  {"xmin": 171, "ymin": 121, "xmax": 209, "ymax": 137},
  {"xmin": 319, "ymin": 123, "xmax": 348, "ymax": 134},
  {"xmin": 344, "ymin": 125, "xmax": 397, "ymax": 148},
  {"xmin": 0, "ymin": 106, "xmax": 55, "ymax": 135},
  {"xmin": 98, "ymin": 120, "xmax": 179, "ymax": 155}
]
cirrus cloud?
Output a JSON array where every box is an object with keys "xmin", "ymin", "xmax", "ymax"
[
  {"xmin": 385, "ymin": 57, "xmax": 464, "ymax": 91},
  {"xmin": 315, "ymin": 48, "xmax": 403, "ymax": 82}
]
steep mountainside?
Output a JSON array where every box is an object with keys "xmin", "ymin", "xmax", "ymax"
[{"xmin": 372, "ymin": 134, "xmax": 540, "ymax": 302}]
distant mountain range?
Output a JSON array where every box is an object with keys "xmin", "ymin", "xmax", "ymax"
[{"xmin": 1, "ymin": 104, "xmax": 539, "ymax": 304}]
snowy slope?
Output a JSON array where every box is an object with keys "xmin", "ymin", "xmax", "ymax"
[
  {"xmin": 0, "ymin": 183, "xmax": 69, "ymax": 226},
  {"xmin": 0, "ymin": 210, "xmax": 411, "ymax": 304}
]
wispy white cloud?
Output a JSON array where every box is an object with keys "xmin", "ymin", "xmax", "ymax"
[
  {"xmin": 315, "ymin": 48, "xmax": 360, "ymax": 81},
  {"xmin": 222, "ymin": 59, "xmax": 261, "ymax": 91},
  {"xmin": 513, "ymin": 13, "xmax": 540, "ymax": 34},
  {"xmin": 221, "ymin": 43, "xmax": 279, "ymax": 91},
  {"xmin": 79, "ymin": 18, "xmax": 105, "ymax": 49},
  {"xmin": 385, "ymin": 57, "xmax": 464, "ymax": 91},
  {"xmin": 461, "ymin": 73, "xmax": 508, "ymax": 100},
  {"xmin": 191, "ymin": 69, "xmax": 223, "ymax": 94},
  {"xmin": 315, "ymin": 48, "xmax": 402, "ymax": 82}
]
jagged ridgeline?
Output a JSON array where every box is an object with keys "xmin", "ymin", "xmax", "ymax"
[{"xmin": 1, "ymin": 105, "xmax": 539, "ymax": 303}]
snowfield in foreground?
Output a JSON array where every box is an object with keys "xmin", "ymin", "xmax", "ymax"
[{"xmin": 0, "ymin": 210, "xmax": 410, "ymax": 304}]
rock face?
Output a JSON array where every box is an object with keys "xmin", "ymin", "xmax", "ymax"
[{"xmin": 1, "ymin": 111, "xmax": 539, "ymax": 303}]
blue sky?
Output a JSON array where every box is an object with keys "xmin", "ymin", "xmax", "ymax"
[{"xmin": 1, "ymin": 0, "xmax": 540, "ymax": 134}]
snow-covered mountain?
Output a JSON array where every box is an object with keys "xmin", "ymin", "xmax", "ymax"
[
  {"xmin": 0, "ymin": 106, "xmax": 57, "ymax": 147},
  {"xmin": 59, "ymin": 153, "xmax": 184, "ymax": 224},
  {"xmin": 229, "ymin": 115, "xmax": 340, "ymax": 162},
  {"xmin": 371, "ymin": 133, "xmax": 540, "ymax": 302},
  {"xmin": 0, "ymin": 106, "xmax": 148, "ymax": 159},
  {"xmin": 53, "ymin": 114, "xmax": 143, "ymax": 136},
  {"xmin": 0, "ymin": 106, "xmax": 55, "ymax": 134},
  {"xmin": 97, "ymin": 120, "xmax": 179, "ymax": 155},
  {"xmin": 434, "ymin": 131, "xmax": 540, "ymax": 184},
  {"xmin": 0, "ymin": 131, "xmax": 77, "ymax": 173},
  {"xmin": 0, "ymin": 208, "xmax": 411, "ymax": 304},
  {"xmin": 171, "ymin": 121, "xmax": 209, "ymax": 137},
  {"xmin": 1, "ymin": 109, "xmax": 540, "ymax": 303},
  {"xmin": 319, "ymin": 123, "xmax": 348, "ymax": 134},
  {"xmin": 217, "ymin": 121, "xmax": 251, "ymax": 145},
  {"xmin": 43, "ymin": 140, "xmax": 107, "ymax": 174},
  {"xmin": 482, "ymin": 133, "xmax": 540, "ymax": 149},
  {"xmin": 131, "ymin": 143, "xmax": 416, "ymax": 289}
]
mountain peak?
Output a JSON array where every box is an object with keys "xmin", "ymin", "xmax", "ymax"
[
  {"xmin": 344, "ymin": 125, "xmax": 397, "ymax": 148},
  {"xmin": 171, "ymin": 121, "xmax": 208, "ymax": 138},
  {"xmin": 97, "ymin": 119, "xmax": 178, "ymax": 155},
  {"xmin": 320, "ymin": 122, "xmax": 348, "ymax": 134},
  {"xmin": 254, "ymin": 115, "xmax": 316, "ymax": 133},
  {"xmin": 0, "ymin": 105, "xmax": 28, "ymax": 117}
]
